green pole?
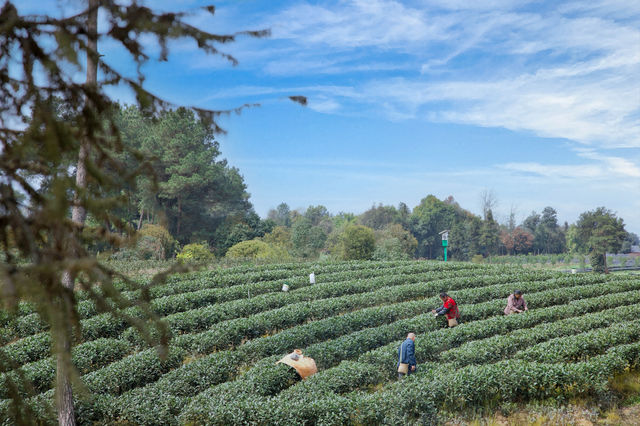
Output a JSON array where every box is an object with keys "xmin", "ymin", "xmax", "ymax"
[{"xmin": 444, "ymin": 247, "xmax": 447, "ymax": 262}]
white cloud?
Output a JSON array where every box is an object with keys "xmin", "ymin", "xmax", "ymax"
[
  {"xmin": 197, "ymin": 84, "xmax": 360, "ymax": 107},
  {"xmin": 576, "ymin": 150, "xmax": 640, "ymax": 178},
  {"xmin": 254, "ymin": 0, "xmax": 640, "ymax": 151},
  {"xmin": 358, "ymin": 74, "xmax": 638, "ymax": 146},
  {"xmin": 418, "ymin": 0, "xmax": 534, "ymax": 11},
  {"xmin": 501, "ymin": 153, "xmax": 640, "ymax": 180},
  {"xmin": 212, "ymin": 1, "xmax": 640, "ymax": 231},
  {"xmin": 308, "ymin": 97, "xmax": 341, "ymax": 113},
  {"xmin": 271, "ymin": 0, "xmax": 438, "ymax": 48},
  {"xmin": 558, "ymin": 0, "xmax": 640, "ymax": 20},
  {"xmin": 501, "ymin": 162, "xmax": 604, "ymax": 179},
  {"xmin": 418, "ymin": 70, "xmax": 640, "ymax": 148}
]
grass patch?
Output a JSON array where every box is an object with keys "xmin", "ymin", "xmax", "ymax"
[{"xmin": 610, "ymin": 369, "xmax": 640, "ymax": 405}]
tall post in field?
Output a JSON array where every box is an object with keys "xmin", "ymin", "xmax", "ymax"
[{"xmin": 440, "ymin": 230, "xmax": 449, "ymax": 262}]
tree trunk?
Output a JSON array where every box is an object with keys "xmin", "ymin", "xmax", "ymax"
[
  {"xmin": 58, "ymin": 271, "xmax": 76, "ymax": 426},
  {"xmin": 137, "ymin": 208, "xmax": 144, "ymax": 230},
  {"xmin": 176, "ymin": 198, "xmax": 182, "ymax": 236},
  {"xmin": 56, "ymin": 269, "xmax": 75, "ymax": 425},
  {"xmin": 56, "ymin": 358, "xmax": 75, "ymax": 426},
  {"xmin": 71, "ymin": 0, "xmax": 98, "ymax": 226},
  {"xmin": 71, "ymin": 137, "xmax": 88, "ymax": 225},
  {"xmin": 58, "ymin": 1, "xmax": 98, "ymax": 424}
]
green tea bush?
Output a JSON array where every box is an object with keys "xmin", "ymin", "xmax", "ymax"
[{"xmin": 2, "ymin": 260, "xmax": 640, "ymax": 425}]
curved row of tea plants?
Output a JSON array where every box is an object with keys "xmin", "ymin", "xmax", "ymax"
[
  {"xmin": 185, "ymin": 340, "xmax": 640, "ymax": 425},
  {"xmin": 0, "ymin": 262, "xmax": 497, "ymax": 365},
  {"xmin": 104, "ymin": 275, "xmax": 640, "ymax": 424},
  {"xmin": 1, "ymin": 262, "xmax": 639, "ymax": 425},
  {"xmin": 171, "ymin": 277, "xmax": 640, "ymax": 424},
  {"xmin": 1, "ymin": 261, "xmax": 482, "ymax": 342},
  {"xmin": 0, "ymin": 269, "xmax": 565, "ymax": 400},
  {"xmin": 5, "ymin": 261, "xmax": 483, "ymax": 320}
]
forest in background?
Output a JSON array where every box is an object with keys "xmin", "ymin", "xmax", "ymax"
[{"xmin": 53, "ymin": 105, "xmax": 636, "ymax": 267}]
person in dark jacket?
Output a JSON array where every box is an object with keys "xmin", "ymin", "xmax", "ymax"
[
  {"xmin": 397, "ymin": 333, "xmax": 416, "ymax": 378},
  {"xmin": 432, "ymin": 292, "xmax": 460, "ymax": 327}
]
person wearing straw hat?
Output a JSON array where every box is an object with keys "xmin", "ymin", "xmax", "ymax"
[{"xmin": 397, "ymin": 333, "xmax": 417, "ymax": 378}]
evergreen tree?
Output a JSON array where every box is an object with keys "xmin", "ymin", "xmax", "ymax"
[
  {"xmin": 305, "ymin": 205, "xmax": 331, "ymax": 227},
  {"xmin": 479, "ymin": 209, "xmax": 501, "ymax": 258},
  {"xmin": 397, "ymin": 202, "xmax": 411, "ymax": 228},
  {"xmin": 267, "ymin": 203, "xmax": 292, "ymax": 227},
  {"xmin": 115, "ymin": 106, "xmax": 256, "ymax": 245},
  {"xmin": 537, "ymin": 207, "xmax": 566, "ymax": 254}
]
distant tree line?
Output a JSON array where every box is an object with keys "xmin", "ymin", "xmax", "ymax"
[
  {"xmin": 34, "ymin": 105, "xmax": 632, "ymax": 267},
  {"xmin": 236, "ymin": 199, "xmax": 633, "ymax": 268}
]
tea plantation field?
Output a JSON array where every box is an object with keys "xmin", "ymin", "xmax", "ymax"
[{"xmin": 2, "ymin": 261, "xmax": 640, "ymax": 424}]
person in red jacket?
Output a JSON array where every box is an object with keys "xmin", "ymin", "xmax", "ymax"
[{"xmin": 432, "ymin": 292, "xmax": 460, "ymax": 327}]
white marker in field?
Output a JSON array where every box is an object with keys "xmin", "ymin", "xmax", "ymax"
[
  {"xmin": 282, "ymin": 283, "xmax": 290, "ymax": 292},
  {"xmin": 309, "ymin": 272, "xmax": 316, "ymax": 284}
]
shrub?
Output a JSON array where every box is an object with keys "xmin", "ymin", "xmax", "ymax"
[
  {"xmin": 340, "ymin": 225, "xmax": 375, "ymax": 260},
  {"xmin": 0, "ymin": 338, "xmax": 133, "ymax": 398},
  {"xmin": 7, "ymin": 262, "xmax": 640, "ymax": 425},
  {"xmin": 374, "ymin": 224, "xmax": 417, "ymax": 260},
  {"xmin": 471, "ymin": 254, "xmax": 484, "ymax": 264},
  {"xmin": 82, "ymin": 347, "xmax": 185, "ymax": 395},
  {"xmin": 591, "ymin": 252, "xmax": 606, "ymax": 273},
  {"xmin": 261, "ymin": 226, "xmax": 292, "ymax": 250},
  {"xmin": 136, "ymin": 236, "xmax": 165, "ymax": 260},
  {"xmin": 225, "ymin": 239, "xmax": 285, "ymax": 260},
  {"xmin": 108, "ymin": 248, "xmax": 139, "ymax": 261},
  {"xmin": 136, "ymin": 224, "xmax": 177, "ymax": 259},
  {"xmin": 580, "ymin": 256, "xmax": 587, "ymax": 270},
  {"xmin": 176, "ymin": 243, "xmax": 213, "ymax": 262},
  {"xmin": 373, "ymin": 238, "xmax": 410, "ymax": 261}
]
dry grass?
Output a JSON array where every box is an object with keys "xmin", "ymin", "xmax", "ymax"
[
  {"xmin": 445, "ymin": 369, "xmax": 640, "ymax": 425},
  {"xmin": 444, "ymin": 403, "xmax": 638, "ymax": 425},
  {"xmin": 599, "ymin": 408, "xmax": 622, "ymax": 425},
  {"xmin": 446, "ymin": 405, "xmax": 640, "ymax": 425},
  {"xmin": 610, "ymin": 370, "xmax": 640, "ymax": 401}
]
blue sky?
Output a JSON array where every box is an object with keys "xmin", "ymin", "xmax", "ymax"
[{"xmin": 18, "ymin": 0, "xmax": 640, "ymax": 232}]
